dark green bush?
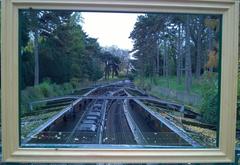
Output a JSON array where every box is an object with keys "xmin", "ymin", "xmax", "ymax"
[
  {"xmin": 20, "ymin": 81, "xmax": 76, "ymax": 114},
  {"xmin": 200, "ymin": 77, "xmax": 219, "ymax": 125},
  {"xmin": 38, "ymin": 81, "xmax": 55, "ymax": 97}
]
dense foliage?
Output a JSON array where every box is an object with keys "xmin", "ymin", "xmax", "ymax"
[
  {"xmin": 199, "ymin": 74, "xmax": 219, "ymax": 125},
  {"xmin": 20, "ymin": 10, "xmax": 126, "ymax": 89},
  {"xmin": 130, "ymin": 14, "xmax": 219, "ymax": 92},
  {"xmin": 20, "ymin": 80, "xmax": 76, "ymax": 114},
  {"xmin": 130, "ymin": 14, "xmax": 220, "ymax": 124}
]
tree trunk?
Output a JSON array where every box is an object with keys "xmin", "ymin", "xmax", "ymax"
[
  {"xmin": 112, "ymin": 66, "xmax": 114, "ymax": 78},
  {"xmin": 177, "ymin": 22, "xmax": 181, "ymax": 83},
  {"xmin": 196, "ymin": 20, "xmax": 203, "ymax": 78},
  {"xmin": 166, "ymin": 43, "xmax": 169, "ymax": 77},
  {"xmin": 156, "ymin": 39, "xmax": 160, "ymax": 76},
  {"xmin": 180, "ymin": 25, "xmax": 184, "ymax": 78},
  {"xmin": 185, "ymin": 15, "xmax": 192, "ymax": 93},
  {"xmin": 34, "ymin": 31, "xmax": 39, "ymax": 86},
  {"xmin": 152, "ymin": 50, "xmax": 156, "ymax": 76},
  {"xmin": 163, "ymin": 28, "xmax": 168, "ymax": 78},
  {"xmin": 126, "ymin": 61, "xmax": 129, "ymax": 76},
  {"xmin": 163, "ymin": 42, "xmax": 167, "ymax": 77},
  {"xmin": 205, "ymin": 16, "xmax": 213, "ymax": 68}
]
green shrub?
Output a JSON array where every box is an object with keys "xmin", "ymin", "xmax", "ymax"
[
  {"xmin": 133, "ymin": 76, "xmax": 153, "ymax": 91},
  {"xmin": 20, "ymin": 81, "xmax": 77, "ymax": 115},
  {"xmin": 62, "ymin": 83, "xmax": 74, "ymax": 94},
  {"xmin": 52, "ymin": 83, "xmax": 63, "ymax": 96},
  {"xmin": 200, "ymin": 78, "xmax": 218, "ymax": 125},
  {"xmin": 38, "ymin": 81, "xmax": 55, "ymax": 97},
  {"xmin": 69, "ymin": 78, "xmax": 78, "ymax": 88}
]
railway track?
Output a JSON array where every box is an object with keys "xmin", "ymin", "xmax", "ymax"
[
  {"xmin": 23, "ymin": 81, "xmax": 200, "ymax": 147},
  {"xmin": 64, "ymin": 100, "xmax": 95, "ymax": 144},
  {"xmin": 103, "ymin": 100, "xmax": 136, "ymax": 144}
]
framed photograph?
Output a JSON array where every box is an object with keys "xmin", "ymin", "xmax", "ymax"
[{"xmin": 1, "ymin": 0, "xmax": 239, "ymax": 163}]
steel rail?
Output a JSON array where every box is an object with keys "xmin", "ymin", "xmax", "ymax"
[
  {"xmin": 22, "ymin": 86, "xmax": 101, "ymax": 144},
  {"xmin": 64, "ymin": 100, "xmax": 96, "ymax": 144},
  {"xmin": 124, "ymin": 90, "xmax": 200, "ymax": 147},
  {"xmin": 123, "ymin": 99, "xmax": 147, "ymax": 144}
]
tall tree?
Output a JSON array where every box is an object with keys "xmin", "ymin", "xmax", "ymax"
[
  {"xmin": 26, "ymin": 10, "xmax": 73, "ymax": 85},
  {"xmin": 196, "ymin": 16, "xmax": 204, "ymax": 78},
  {"xmin": 20, "ymin": 11, "xmax": 106, "ymax": 88},
  {"xmin": 185, "ymin": 15, "xmax": 192, "ymax": 93},
  {"xmin": 176, "ymin": 21, "xmax": 182, "ymax": 83}
]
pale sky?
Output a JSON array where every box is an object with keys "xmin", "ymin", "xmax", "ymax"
[{"xmin": 81, "ymin": 12, "xmax": 141, "ymax": 50}]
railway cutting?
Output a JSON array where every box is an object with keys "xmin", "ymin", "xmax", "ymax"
[{"xmin": 23, "ymin": 81, "xmax": 200, "ymax": 147}]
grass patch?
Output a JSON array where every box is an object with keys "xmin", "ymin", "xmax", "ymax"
[
  {"xmin": 134, "ymin": 74, "xmax": 219, "ymax": 125},
  {"xmin": 134, "ymin": 75, "xmax": 216, "ymax": 96}
]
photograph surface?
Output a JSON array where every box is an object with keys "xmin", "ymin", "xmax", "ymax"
[{"xmin": 19, "ymin": 10, "xmax": 221, "ymax": 148}]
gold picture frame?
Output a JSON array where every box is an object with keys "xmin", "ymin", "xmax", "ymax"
[{"xmin": 1, "ymin": 0, "xmax": 239, "ymax": 163}]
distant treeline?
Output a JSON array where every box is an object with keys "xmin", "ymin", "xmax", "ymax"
[
  {"xmin": 20, "ymin": 10, "xmax": 129, "ymax": 89},
  {"xmin": 130, "ymin": 14, "xmax": 220, "ymax": 93}
]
